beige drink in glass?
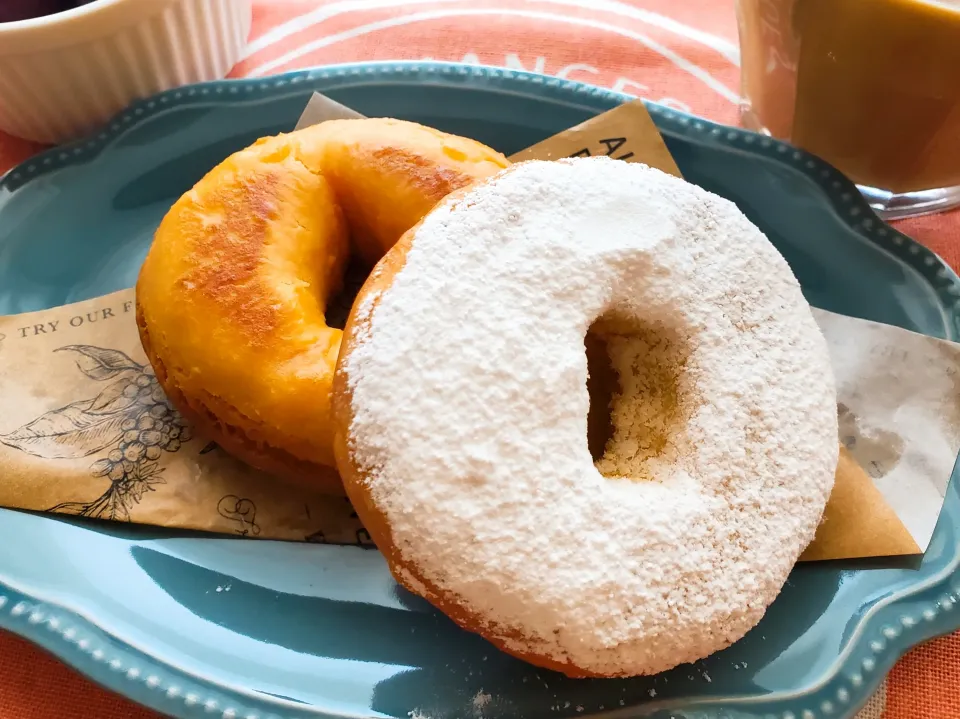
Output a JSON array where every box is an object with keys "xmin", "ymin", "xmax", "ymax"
[{"xmin": 736, "ymin": 0, "xmax": 960, "ymax": 219}]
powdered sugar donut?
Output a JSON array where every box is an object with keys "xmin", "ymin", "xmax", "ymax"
[{"xmin": 332, "ymin": 157, "xmax": 838, "ymax": 678}]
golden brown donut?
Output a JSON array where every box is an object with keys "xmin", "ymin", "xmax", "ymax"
[{"xmin": 136, "ymin": 118, "xmax": 508, "ymax": 493}]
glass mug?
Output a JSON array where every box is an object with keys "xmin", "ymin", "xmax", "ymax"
[{"xmin": 736, "ymin": 0, "xmax": 960, "ymax": 219}]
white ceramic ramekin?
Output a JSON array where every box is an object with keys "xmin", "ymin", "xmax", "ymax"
[{"xmin": 0, "ymin": 0, "xmax": 252, "ymax": 144}]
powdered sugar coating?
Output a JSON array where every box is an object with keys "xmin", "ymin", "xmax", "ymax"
[{"xmin": 341, "ymin": 157, "xmax": 838, "ymax": 677}]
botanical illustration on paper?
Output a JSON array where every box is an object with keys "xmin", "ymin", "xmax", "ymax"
[
  {"xmin": 0, "ymin": 345, "xmax": 194, "ymax": 520},
  {"xmin": 217, "ymin": 494, "xmax": 261, "ymax": 537},
  {"xmin": 303, "ymin": 497, "xmax": 375, "ymax": 547}
]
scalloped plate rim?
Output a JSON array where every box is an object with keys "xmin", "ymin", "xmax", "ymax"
[
  {"xmin": 0, "ymin": 61, "xmax": 957, "ymax": 719},
  {"xmin": 4, "ymin": 60, "xmax": 958, "ymax": 335}
]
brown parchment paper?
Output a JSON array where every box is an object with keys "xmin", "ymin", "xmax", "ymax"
[
  {"xmin": 0, "ymin": 293, "xmax": 366, "ymax": 544},
  {"xmin": 0, "ymin": 92, "xmax": 947, "ymax": 561},
  {"xmin": 509, "ymin": 100, "xmax": 682, "ymax": 178},
  {"xmin": 813, "ymin": 307, "xmax": 960, "ymax": 554},
  {"xmin": 800, "ymin": 446, "xmax": 920, "ymax": 562}
]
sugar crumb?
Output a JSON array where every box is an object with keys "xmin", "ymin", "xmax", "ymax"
[{"xmin": 472, "ymin": 690, "xmax": 491, "ymax": 713}]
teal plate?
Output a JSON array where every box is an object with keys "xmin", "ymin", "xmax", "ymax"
[{"xmin": 0, "ymin": 62, "xmax": 958, "ymax": 719}]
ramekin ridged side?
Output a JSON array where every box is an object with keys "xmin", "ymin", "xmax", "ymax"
[{"xmin": 0, "ymin": 0, "xmax": 252, "ymax": 144}]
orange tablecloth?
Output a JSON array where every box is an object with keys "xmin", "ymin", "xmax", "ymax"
[{"xmin": 0, "ymin": 2, "xmax": 958, "ymax": 718}]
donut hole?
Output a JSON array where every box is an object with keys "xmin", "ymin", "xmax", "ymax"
[
  {"xmin": 586, "ymin": 316, "xmax": 692, "ymax": 481},
  {"xmin": 324, "ymin": 255, "xmax": 371, "ymax": 330},
  {"xmin": 585, "ymin": 330, "xmax": 617, "ymax": 461}
]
